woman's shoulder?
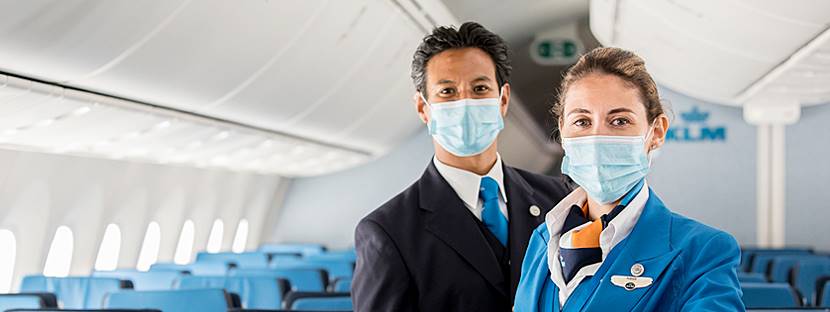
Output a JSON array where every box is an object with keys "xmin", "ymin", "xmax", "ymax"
[{"xmin": 667, "ymin": 211, "xmax": 740, "ymax": 256}]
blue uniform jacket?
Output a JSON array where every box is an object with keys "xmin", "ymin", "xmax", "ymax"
[{"xmin": 514, "ymin": 188, "xmax": 744, "ymax": 311}]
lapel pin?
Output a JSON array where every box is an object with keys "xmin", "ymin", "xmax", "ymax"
[
  {"xmin": 529, "ymin": 205, "xmax": 541, "ymax": 217},
  {"xmin": 631, "ymin": 263, "xmax": 644, "ymax": 277},
  {"xmin": 611, "ymin": 275, "xmax": 653, "ymax": 291}
]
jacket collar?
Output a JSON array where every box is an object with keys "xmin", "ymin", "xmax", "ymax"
[
  {"xmin": 572, "ymin": 188, "xmax": 679, "ymax": 311},
  {"xmin": 419, "ymin": 161, "xmax": 508, "ymax": 296}
]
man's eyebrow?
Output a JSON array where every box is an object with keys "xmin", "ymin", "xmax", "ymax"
[
  {"xmin": 471, "ymin": 76, "xmax": 492, "ymax": 83},
  {"xmin": 436, "ymin": 79, "xmax": 455, "ymax": 84},
  {"xmin": 567, "ymin": 108, "xmax": 591, "ymax": 116}
]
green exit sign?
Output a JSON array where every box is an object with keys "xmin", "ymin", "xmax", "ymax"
[{"xmin": 530, "ymin": 37, "xmax": 583, "ymax": 66}]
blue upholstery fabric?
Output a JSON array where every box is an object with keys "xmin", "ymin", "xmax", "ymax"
[
  {"xmin": 741, "ymin": 282, "xmax": 801, "ymax": 308},
  {"xmin": 195, "ymin": 252, "xmax": 270, "ymax": 268},
  {"xmin": 820, "ymin": 277, "xmax": 830, "ymax": 307},
  {"xmin": 749, "ymin": 250, "xmax": 814, "ymax": 274},
  {"xmin": 792, "ymin": 258, "xmax": 830, "ymax": 303},
  {"xmin": 93, "ymin": 270, "xmax": 184, "ymax": 290},
  {"xmin": 6, "ymin": 309, "xmax": 161, "ymax": 311},
  {"xmin": 741, "ymin": 248, "xmax": 812, "ymax": 272},
  {"xmin": 304, "ymin": 250, "xmax": 357, "ymax": 262},
  {"xmin": 285, "ymin": 292, "xmax": 352, "ymax": 311},
  {"xmin": 175, "ymin": 275, "xmax": 286, "ymax": 309},
  {"xmin": 0, "ymin": 294, "xmax": 47, "ymax": 311},
  {"xmin": 231, "ymin": 268, "xmax": 326, "ymax": 292},
  {"xmin": 768, "ymin": 255, "xmax": 829, "ymax": 283},
  {"xmin": 104, "ymin": 289, "xmax": 231, "ymax": 312},
  {"xmin": 258, "ymin": 244, "xmax": 325, "ymax": 256},
  {"xmin": 271, "ymin": 258, "xmax": 354, "ymax": 280},
  {"xmin": 149, "ymin": 262, "xmax": 229, "ymax": 275},
  {"xmin": 19, "ymin": 276, "xmax": 129, "ymax": 309},
  {"xmin": 330, "ymin": 278, "xmax": 351, "ymax": 293},
  {"xmin": 738, "ymin": 272, "xmax": 767, "ymax": 284}
]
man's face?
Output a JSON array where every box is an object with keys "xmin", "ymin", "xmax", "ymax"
[{"xmin": 415, "ymin": 47, "xmax": 510, "ymax": 124}]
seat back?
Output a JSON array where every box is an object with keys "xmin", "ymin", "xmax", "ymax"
[
  {"xmin": 0, "ymin": 293, "xmax": 53, "ymax": 311},
  {"xmin": 20, "ymin": 276, "xmax": 131, "ymax": 309},
  {"xmin": 104, "ymin": 289, "xmax": 232, "ymax": 312},
  {"xmin": 741, "ymin": 247, "xmax": 813, "ymax": 272},
  {"xmin": 741, "ymin": 282, "xmax": 801, "ymax": 308},
  {"xmin": 258, "ymin": 244, "xmax": 325, "ymax": 256},
  {"xmin": 6, "ymin": 309, "xmax": 161, "ymax": 312},
  {"xmin": 769, "ymin": 255, "xmax": 828, "ymax": 283},
  {"xmin": 93, "ymin": 269, "xmax": 185, "ymax": 290},
  {"xmin": 150, "ymin": 262, "xmax": 229, "ymax": 275},
  {"xmin": 303, "ymin": 250, "xmax": 357, "ymax": 262},
  {"xmin": 284, "ymin": 292, "xmax": 352, "ymax": 311},
  {"xmin": 751, "ymin": 251, "xmax": 814, "ymax": 274},
  {"xmin": 195, "ymin": 252, "xmax": 270, "ymax": 268},
  {"xmin": 6, "ymin": 309, "xmax": 162, "ymax": 312},
  {"xmin": 175, "ymin": 275, "xmax": 287, "ymax": 309},
  {"xmin": 231, "ymin": 268, "xmax": 327, "ymax": 292},
  {"xmin": 792, "ymin": 258, "xmax": 830, "ymax": 304},
  {"xmin": 271, "ymin": 258, "xmax": 354, "ymax": 281},
  {"xmin": 330, "ymin": 277, "xmax": 351, "ymax": 293},
  {"xmin": 739, "ymin": 272, "xmax": 767, "ymax": 284},
  {"xmin": 816, "ymin": 276, "xmax": 830, "ymax": 307}
]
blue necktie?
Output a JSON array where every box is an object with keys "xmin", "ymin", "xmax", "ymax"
[{"xmin": 479, "ymin": 177, "xmax": 508, "ymax": 246}]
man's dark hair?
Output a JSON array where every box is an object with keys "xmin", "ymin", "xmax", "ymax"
[{"xmin": 411, "ymin": 22, "xmax": 512, "ymax": 96}]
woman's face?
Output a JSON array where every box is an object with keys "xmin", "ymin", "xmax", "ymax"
[{"xmin": 559, "ymin": 73, "xmax": 668, "ymax": 151}]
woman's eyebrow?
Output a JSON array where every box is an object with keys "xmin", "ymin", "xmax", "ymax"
[
  {"xmin": 567, "ymin": 108, "xmax": 591, "ymax": 116},
  {"xmin": 608, "ymin": 107, "xmax": 635, "ymax": 114}
]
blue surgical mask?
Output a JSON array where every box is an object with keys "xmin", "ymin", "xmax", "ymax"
[
  {"xmin": 422, "ymin": 91, "xmax": 505, "ymax": 157},
  {"xmin": 560, "ymin": 132, "xmax": 654, "ymax": 204}
]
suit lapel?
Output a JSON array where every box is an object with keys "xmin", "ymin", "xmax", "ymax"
[
  {"xmin": 503, "ymin": 165, "xmax": 546, "ymax": 294},
  {"xmin": 580, "ymin": 189, "xmax": 680, "ymax": 312},
  {"xmin": 419, "ymin": 162, "xmax": 508, "ymax": 296}
]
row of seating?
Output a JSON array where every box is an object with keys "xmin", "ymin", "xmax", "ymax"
[
  {"xmin": 0, "ymin": 288, "xmax": 350, "ymax": 311},
  {"xmin": 739, "ymin": 247, "xmax": 830, "ymax": 308},
  {"xmin": 0, "ymin": 243, "xmax": 355, "ymax": 312}
]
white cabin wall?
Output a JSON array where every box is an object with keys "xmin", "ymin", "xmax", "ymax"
[
  {"xmin": 648, "ymin": 87, "xmax": 758, "ymax": 246},
  {"xmin": 268, "ymin": 129, "xmax": 434, "ymax": 249},
  {"xmin": 0, "ymin": 148, "xmax": 284, "ymax": 291},
  {"xmin": 786, "ymin": 102, "xmax": 830, "ymax": 251}
]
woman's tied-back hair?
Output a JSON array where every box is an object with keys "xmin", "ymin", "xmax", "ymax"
[{"xmin": 551, "ymin": 47, "xmax": 665, "ymax": 142}]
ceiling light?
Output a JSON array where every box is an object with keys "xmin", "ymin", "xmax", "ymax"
[
  {"xmin": 212, "ymin": 131, "xmax": 230, "ymax": 141},
  {"xmin": 33, "ymin": 118, "xmax": 55, "ymax": 128},
  {"xmin": 153, "ymin": 120, "xmax": 172, "ymax": 130},
  {"xmin": 71, "ymin": 106, "xmax": 91, "ymax": 116},
  {"xmin": 258, "ymin": 139, "xmax": 274, "ymax": 149}
]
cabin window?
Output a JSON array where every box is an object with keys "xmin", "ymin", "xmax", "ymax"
[
  {"xmin": 43, "ymin": 226, "xmax": 74, "ymax": 277},
  {"xmin": 136, "ymin": 222, "xmax": 161, "ymax": 271},
  {"xmin": 231, "ymin": 219, "xmax": 249, "ymax": 253},
  {"xmin": 94, "ymin": 224, "xmax": 121, "ymax": 271},
  {"xmin": 173, "ymin": 220, "xmax": 195, "ymax": 264},
  {"xmin": 0, "ymin": 229, "xmax": 16, "ymax": 293},
  {"xmin": 206, "ymin": 219, "xmax": 224, "ymax": 253}
]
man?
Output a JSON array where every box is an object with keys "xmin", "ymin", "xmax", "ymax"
[{"xmin": 352, "ymin": 22, "xmax": 570, "ymax": 311}]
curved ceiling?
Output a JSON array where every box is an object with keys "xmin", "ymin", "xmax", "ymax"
[
  {"xmin": 0, "ymin": 0, "xmax": 457, "ymax": 176},
  {"xmin": 0, "ymin": 0, "xmax": 456, "ymax": 160},
  {"xmin": 590, "ymin": 0, "xmax": 830, "ymax": 106}
]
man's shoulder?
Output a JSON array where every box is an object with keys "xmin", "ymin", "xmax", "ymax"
[{"xmin": 360, "ymin": 179, "xmax": 422, "ymax": 229}]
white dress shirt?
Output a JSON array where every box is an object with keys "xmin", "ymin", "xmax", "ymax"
[
  {"xmin": 544, "ymin": 181, "xmax": 650, "ymax": 307},
  {"xmin": 432, "ymin": 154, "xmax": 509, "ymax": 221}
]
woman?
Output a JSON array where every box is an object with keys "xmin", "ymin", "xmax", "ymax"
[{"xmin": 514, "ymin": 47, "xmax": 744, "ymax": 311}]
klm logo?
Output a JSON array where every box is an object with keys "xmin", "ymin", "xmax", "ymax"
[{"xmin": 666, "ymin": 106, "xmax": 727, "ymax": 142}]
